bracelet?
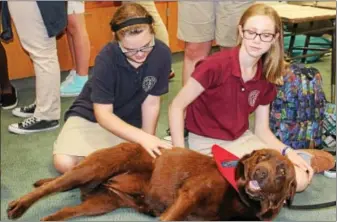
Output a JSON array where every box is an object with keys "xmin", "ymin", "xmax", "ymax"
[{"xmin": 282, "ymin": 146, "xmax": 292, "ymax": 156}]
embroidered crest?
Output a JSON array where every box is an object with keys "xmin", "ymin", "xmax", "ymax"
[
  {"xmin": 142, "ymin": 76, "xmax": 157, "ymax": 92},
  {"xmin": 248, "ymin": 90, "xmax": 260, "ymax": 107}
]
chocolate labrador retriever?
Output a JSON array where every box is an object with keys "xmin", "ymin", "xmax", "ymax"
[{"xmin": 7, "ymin": 142, "xmax": 296, "ymax": 221}]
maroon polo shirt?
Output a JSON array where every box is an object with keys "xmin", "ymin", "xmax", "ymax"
[{"xmin": 185, "ymin": 46, "xmax": 277, "ymax": 140}]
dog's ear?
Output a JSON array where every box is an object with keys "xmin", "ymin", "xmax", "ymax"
[
  {"xmin": 285, "ymin": 179, "xmax": 297, "ymax": 206},
  {"xmin": 257, "ymin": 177, "xmax": 297, "ymax": 221},
  {"xmin": 240, "ymin": 150, "xmax": 257, "ymax": 163},
  {"xmin": 257, "ymin": 193, "xmax": 286, "ymax": 221}
]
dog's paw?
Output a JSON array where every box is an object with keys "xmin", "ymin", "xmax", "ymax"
[
  {"xmin": 33, "ymin": 180, "xmax": 46, "ymax": 188},
  {"xmin": 7, "ymin": 199, "xmax": 29, "ymax": 220}
]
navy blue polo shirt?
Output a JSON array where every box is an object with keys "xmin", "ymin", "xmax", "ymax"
[{"xmin": 64, "ymin": 39, "xmax": 171, "ymax": 128}]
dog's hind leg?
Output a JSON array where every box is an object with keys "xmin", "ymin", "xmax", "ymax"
[
  {"xmin": 40, "ymin": 191, "xmax": 123, "ymax": 221},
  {"xmin": 7, "ymin": 143, "xmax": 152, "ymax": 220},
  {"xmin": 7, "ymin": 165, "xmax": 101, "ymax": 220}
]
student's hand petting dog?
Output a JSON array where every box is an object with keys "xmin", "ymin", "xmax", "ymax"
[
  {"xmin": 286, "ymin": 149, "xmax": 314, "ymax": 182},
  {"xmin": 140, "ymin": 135, "xmax": 172, "ymax": 158}
]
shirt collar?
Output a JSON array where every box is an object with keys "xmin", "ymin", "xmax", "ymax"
[{"xmin": 230, "ymin": 46, "xmax": 263, "ymax": 81}]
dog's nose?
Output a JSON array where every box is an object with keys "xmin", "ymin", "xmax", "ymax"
[{"xmin": 254, "ymin": 167, "xmax": 268, "ymax": 182}]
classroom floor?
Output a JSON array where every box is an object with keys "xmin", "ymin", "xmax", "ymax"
[{"xmin": 1, "ymin": 51, "xmax": 336, "ymax": 221}]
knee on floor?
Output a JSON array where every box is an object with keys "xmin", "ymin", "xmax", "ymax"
[{"xmin": 53, "ymin": 154, "xmax": 78, "ymax": 174}]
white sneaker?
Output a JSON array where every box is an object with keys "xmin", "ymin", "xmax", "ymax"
[
  {"xmin": 162, "ymin": 128, "xmax": 189, "ymax": 142},
  {"xmin": 60, "ymin": 70, "xmax": 88, "ymax": 97},
  {"xmin": 324, "ymin": 162, "xmax": 336, "ymax": 178},
  {"xmin": 61, "ymin": 70, "xmax": 76, "ymax": 87}
]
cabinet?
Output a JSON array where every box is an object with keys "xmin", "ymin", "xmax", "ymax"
[{"xmin": 4, "ymin": 1, "xmax": 184, "ymax": 80}]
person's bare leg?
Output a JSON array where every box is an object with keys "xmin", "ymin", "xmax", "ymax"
[
  {"xmin": 53, "ymin": 154, "xmax": 84, "ymax": 174},
  {"xmin": 182, "ymin": 41, "xmax": 213, "ymax": 86},
  {"xmin": 67, "ymin": 13, "xmax": 90, "ymax": 76},
  {"xmin": 66, "ymin": 32, "xmax": 77, "ymax": 72}
]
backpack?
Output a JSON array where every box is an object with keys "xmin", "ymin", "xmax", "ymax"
[
  {"xmin": 270, "ymin": 63, "xmax": 326, "ymax": 149},
  {"xmin": 322, "ymin": 103, "xmax": 336, "ymax": 148}
]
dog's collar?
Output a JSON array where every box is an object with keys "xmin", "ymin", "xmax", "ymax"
[{"xmin": 212, "ymin": 145, "xmax": 239, "ymax": 192}]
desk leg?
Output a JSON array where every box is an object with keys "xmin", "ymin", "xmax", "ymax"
[
  {"xmin": 288, "ymin": 23, "xmax": 298, "ymax": 59},
  {"xmin": 331, "ymin": 19, "xmax": 336, "ymax": 103},
  {"xmin": 301, "ymin": 22, "xmax": 314, "ymax": 64}
]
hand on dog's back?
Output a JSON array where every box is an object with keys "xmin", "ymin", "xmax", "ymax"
[{"xmin": 139, "ymin": 134, "xmax": 172, "ymax": 158}]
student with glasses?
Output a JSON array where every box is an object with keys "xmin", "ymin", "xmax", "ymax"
[
  {"xmin": 53, "ymin": 3, "xmax": 172, "ymax": 174},
  {"xmin": 168, "ymin": 3, "xmax": 333, "ymax": 193}
]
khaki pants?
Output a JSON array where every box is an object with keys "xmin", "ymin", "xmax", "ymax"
[
  {"xmin": 178, "ymin": 1, "xmax": 252, "ymax": 47},
  {"xmin": 8, "ymin": 1, "xmax": 61, "ymax": 120},
  {"xmin": 53, "ymin": 116, "xmax": 125, "ymax": 157},
  {"xmin": 188, "ymin": 130, "xmax": 267, "ymax": 158},
  {"xmin": 131, "ymin": 1, "xmax": 169, "ymax": 46},
  {"xmin": 67, "ymin": 1, "xmax": 85, "ymax": 15}
]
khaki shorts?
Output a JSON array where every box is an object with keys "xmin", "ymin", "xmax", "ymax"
[
  {"xmin": 67, "ymin": 1, "xmax": 85, "ymax": 15},
  {"xmin": 177, "ymin": 1, "xmax": 252, "ymax": 47},
  {"xmin": 53, "ymin": 116, "xmax": 125, "ymax": 157},
  {"xmin": 188, "ymin": 130, "xmax": 267, "ymax": 158}
]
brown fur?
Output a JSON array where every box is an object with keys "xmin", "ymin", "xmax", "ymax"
[{"xmin": 7, "ymin": 142, "xmax": 296, "ymax": 221}]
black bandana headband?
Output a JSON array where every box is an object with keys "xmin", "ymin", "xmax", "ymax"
[{"xmin": 110, "ymin": 16, "xmax": 153, "ymax": 32}]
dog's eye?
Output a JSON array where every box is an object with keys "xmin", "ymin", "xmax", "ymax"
[
  {"xmin": 279, "ymin": 168, "xmax": 286, "ymax": 176},
  {"xmin": 256, "ymin": 154, "xmax": 268, "ymax": 163},
  {"xmin": 277, "ymin": 165, "xmax": 286, "ymax": 176}
]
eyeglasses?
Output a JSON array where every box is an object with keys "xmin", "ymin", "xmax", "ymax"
[
  {"xmin": 242, "ymin": 30, "xmax": 275, "ymax": 42},
  {"xmin": 119, "ymin": 37, "xmax": 155, "ymax": 56}
]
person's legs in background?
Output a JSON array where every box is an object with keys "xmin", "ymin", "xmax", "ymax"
[
  {"xmin": 61, "ymin": 1, "xmax": 90, "ymax": 97},
  {"xmin": 8, "ymin": 1, "xmax": 60, "ymax": 134},
  {"xmin": 177, "ymin": 1, "xmax": 215, "ymax": 86},
  {"xmin": 163, "ymin": 2, "xmax": 214, "ymax": 141},
  {"xmin": 216, "ymin": 1, "xmax": 252, "ymax": 51},
  {"xmin": 0, "ymin": 41, "xmax": 18, "ymax": 109},
  {"xmin": 135, "ymin": 1, "xmax": 175, "ymax": 79}
]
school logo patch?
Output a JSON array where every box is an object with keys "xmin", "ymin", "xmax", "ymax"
[
  {"xmin": 142, "ymin": 76, "xmax": 157, "ymax": 92},
  {"xmin": 248, "ymin": 90, "xmax": 260, "ymax": 107}
]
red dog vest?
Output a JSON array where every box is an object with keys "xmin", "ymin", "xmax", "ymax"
[{"xmin": 212, "ymin": 145, "xmax": 240, "ymax": 192}]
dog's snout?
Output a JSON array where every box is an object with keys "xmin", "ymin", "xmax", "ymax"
[{"xmin": 254, "ymin": 167, "xmax": 268, "ymax": 182}]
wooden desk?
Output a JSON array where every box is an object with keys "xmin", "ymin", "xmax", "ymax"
[
  {"xmin": 266, "ymin": 3, "xmax": 336, "ymax": 23},
  {"xmin": 266, "ymin": 3, "xmax": 336, "ymax": 101},
  {"xmin": 314, "ymin": 2, "xmax": 336, "ymax": 9}
]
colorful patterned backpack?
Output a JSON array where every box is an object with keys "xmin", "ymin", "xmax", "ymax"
[
  {"xmin": 270, "ymin": 63, "xmax": 326, "ymax": 149},
  {"xmin": 322, "ymin": 103, "xmax": 336, "ymax": 148}
]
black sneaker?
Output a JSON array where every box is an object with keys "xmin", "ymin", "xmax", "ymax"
[
  {"xmin": 163, "ymin": 128, "xmax": 189, "ymax": 142},
  {"xmin": 12, "ymin": 103, "xmax": 36, "ymax": 118},
  {"xmin": 1, "ymin": 86, "xmax": 18, "ymax": 110},
  {"xmin": 8, "ymin": 116, "xmax": 59, "ymax": 134},
  {"xmin": 169, "ymin": 69, "xmax": 175, "ymax": 80}
]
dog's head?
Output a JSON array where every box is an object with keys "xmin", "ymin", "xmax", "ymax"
[{"xmin": 235, "ymin": 149, "xmax": 296, "ymax": 221}]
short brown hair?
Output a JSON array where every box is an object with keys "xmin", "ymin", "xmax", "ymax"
[{"xmin": 110, "ymin": 3, "xmax": 155, "ymax": 41}]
